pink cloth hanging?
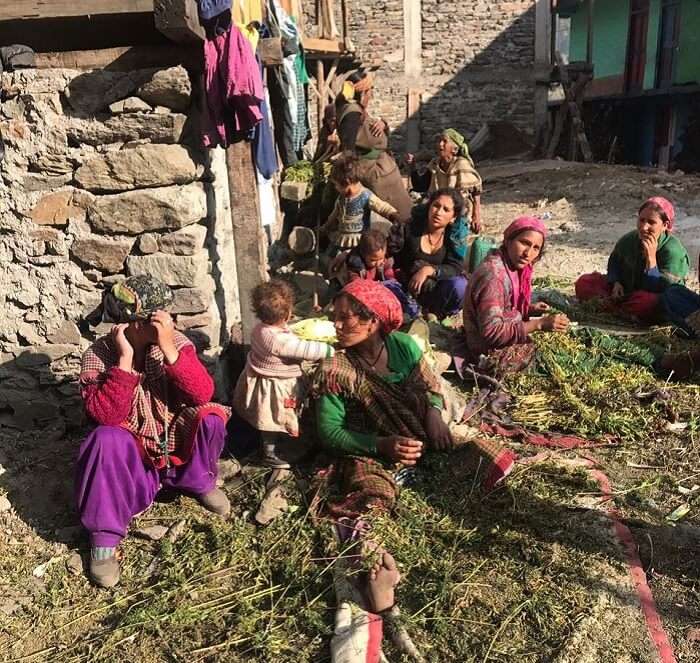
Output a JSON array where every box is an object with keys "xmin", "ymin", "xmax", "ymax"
[{"xmin": 203, "ymin": 25, "xmax": 264, "ymax": 147}]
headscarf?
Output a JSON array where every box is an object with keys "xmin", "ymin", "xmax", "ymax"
[
  {"xmin": 103, "ymin": 275, "xmax": 174, "ymax": 323},
  {"xmin": 501, "ymin": 216, "xmax": 548, "ymax": 319},
  {"xmin": 641, "ymin": 196, "xmax": 675, "ymax": 231},
  {"xmin": 442, "ymin": 128, "xmax": 474, "ymax": 166},
  {"xmin": 341, "ymin": 71, "xmax": 374, "ymax": 102},
  {"xmin": 341, "ymin": 279, "xmax": 403, "ymax": 334}
]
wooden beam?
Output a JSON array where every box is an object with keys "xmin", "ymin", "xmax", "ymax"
[
  {"xmin": 586, "ymin": 0, "xmax": 595, "ymax": 65},
  {"xmin": 302, "ymin": 36, "xmax": 345, "ymax": 54},
  {"xmin": 406, "ymin": 89, "xmax": 421, "ymax": 153},
  {"xmin": 32, "ymin": 45, "xmax": 201, "ymax": 70},
  {"xmin": 154, "ymin": 0, "xmax": 205, "ymax": 43},
  {"xmin": 226, "ymin": 141, "xmax": 268, "ymax": 343},
  {"xmin": 316, "ymin": 60, "xmax": 325, "ymax": 137},
  {"xmin": 403, "ymin": 0, "xmax": 421, "ymax": 80},
  {"xmin": 0, "ymin": 0, "xmax": 153, "ymax": 21}
]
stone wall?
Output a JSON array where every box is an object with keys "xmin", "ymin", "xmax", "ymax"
[
  {"xmin": 0, "ymin": 65, "xmax": 239, "ymax": 436},
  {"xmin": 305, "ymin": 0, "xmax": 537, "ymax": 151}
]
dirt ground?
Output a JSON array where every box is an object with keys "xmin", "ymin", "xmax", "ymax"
[{"xmin": 2, "ymin": 160, "xmax": 700, "ymax": 662}]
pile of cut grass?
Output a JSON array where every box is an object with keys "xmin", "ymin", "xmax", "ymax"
[{"xmin": 508, "ymin": 328, "xmax": 697, "ymax": 441}]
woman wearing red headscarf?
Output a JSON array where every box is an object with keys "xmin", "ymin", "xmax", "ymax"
[
  {"xmin": 575, "ymin": 197, "xmax": 689, "ymax": 321},
  {"xmin": 463, "ymin": 217, "xmax": 569, "ymax": 371},
  {"xmin": 312, "ymin": 279, "xmax": 514, "ymax": 620}
]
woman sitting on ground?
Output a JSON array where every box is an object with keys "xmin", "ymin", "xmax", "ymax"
[
  {"xmin": 75, "ymin": 276, "xmax": 230, "ymax": 588},
  {"xmin": 389, "ymin": 187, "xmax": 469, "ymax": 319},
  {"xmin": 575, "ymin": 197, "xmax": 689, "ymax": 322},
  {"xmin": 313, "ymin": 279, "xmax": 515, "ymax": 620},
  {"xmin": 463, "ymin": 216, "xmax": 569, "ymax": 372},
  {"xmin": 408, "ymin": 128, "xmax": 483, "ymax": 234}
]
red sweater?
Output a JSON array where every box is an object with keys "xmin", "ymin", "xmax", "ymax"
[{"xmin": 82, "ymin": 344, "xmax": 215, "ymax": 426}]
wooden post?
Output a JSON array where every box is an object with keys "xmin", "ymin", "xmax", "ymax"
[
  {"xmin": 225, "ymin": 141, "xmax": 268, "ymax": 343},
  {"xmin": 316, "ymin": 59, "xmax": 326, "ymax": 137},
  {"xmin": 586, "ymin": 0, "xmax": 595, "ymax": 66}
]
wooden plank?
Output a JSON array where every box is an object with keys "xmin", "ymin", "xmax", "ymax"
[
  {"xmin": 154, "ymin": 0, "xmax": 205, "ymax": 43},
  {"xmin": 226, "ymin": 141, "xmax": 268, "ymax": 343},
  {"xmin": 302, "ymin": 36, "xmax": 344, "ymax": 54},
  {"xmin": 403, "ymin": 0, "xmax": 421, "ymax": 80},
  {"xmin": 316, "ymin": 60, "xmax": 325, "ymax": 137},
  {"xmin": 0, "ymin": 0, "xmax": 153, "ymax": 21},
  {"xmin": 406, "ymin": 89, "xmax": 421, "ymax": 154},
  {"xmin": 33, "ymin": 45, "xmax": 201, "ymax": 70}
]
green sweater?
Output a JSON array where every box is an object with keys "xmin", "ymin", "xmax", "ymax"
[{"xmin": 316, "ymin": 332, "xmax": 440, "ymax": 458}]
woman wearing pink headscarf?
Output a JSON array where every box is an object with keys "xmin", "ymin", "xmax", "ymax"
[
  {"xmin": 575, "ymin": 197, "xmax": 689, "ymax": 322},
  {"xmin": 463, "ymin": 216, "xmax": 569, "ymax": 369}
]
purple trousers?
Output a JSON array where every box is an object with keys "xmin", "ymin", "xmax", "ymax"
[{"xmin": 75, "ymin": 414, "xmax": 225, "ymax": 548}]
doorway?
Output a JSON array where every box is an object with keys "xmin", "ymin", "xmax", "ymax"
[
  {"xmin": 656, "ymin": 0, "xmax": 681, "ymax": 89},
  {"xmin": 625, "ymin": 0, "xmax": 650, "ymax": 93}
]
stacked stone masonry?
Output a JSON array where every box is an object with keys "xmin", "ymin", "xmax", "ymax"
[
  {"xmin": 0, "ymin": 65, "xmax": 238, "ymax": 434},
  {"xmin": 305, "ymin": 0, "xmax": 536, "ymax": 152}
]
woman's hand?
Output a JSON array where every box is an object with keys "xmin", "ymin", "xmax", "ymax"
[
  {"xmin": 377, "ymin": 436, "xmax": 423, "ymax": 466},
  {"xmin": 470, "ymin": 194, "xmax": 482, "ymax": 234},
  {"xmin": 369, "ymin": 119, "xmax": 387, "ymax": 137},
  {"xmin": 641, "ymin": 234, "xmax": 658, "ymax": 270},
  {"xmin": 329, "ymin": 251, "xmax": 349, "ymax": 276},
  {"xmin": 112, "ymin": 324, "xmax": 134, "ymax": 372},
  {"xmin": 529, "ymin": 301, "xmax": 550, "ymax": 316},
  {"xmin": 424, "ymin": 407, "xmax": 453, "ymax": 451},
  {"xmin": 150, "ymin": 310, "xmax": 179, "ymax": 364},
  {"xmin": 409, "ymin": 265, "xmax": 435, "ymax": 296},
  {"xmin": 610, "ymin": 282, "xmax": 625, "ymax": 300},
  {"xmin": 540, "ymin": 313, "xmax": 569, "ymax": 333}
]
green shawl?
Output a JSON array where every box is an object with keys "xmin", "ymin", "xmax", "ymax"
[{"xmin": 610, "ymin": 230, "xmax": 689, "ymax": 293}]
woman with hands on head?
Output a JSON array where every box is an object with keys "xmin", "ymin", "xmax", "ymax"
[
  {"xmin": 76, "ymin": 276, "xmax": 230, "ymax": 589},
  {"xmin": 576, "ymin": 197, "xmax": 689, "ymax": 322}
]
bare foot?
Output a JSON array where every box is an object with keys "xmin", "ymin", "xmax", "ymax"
[{"xmin": 366, "ymin": 550, "xmax": 400, "ymax": 613}]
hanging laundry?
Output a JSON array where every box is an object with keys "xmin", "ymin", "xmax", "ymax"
[
  {"xmin": 265, "ymin": 0, "xmax": 304, "ymax": 166},
  {"xmin": 198, "ymin": 0, "xmax": 232, "ymax": 19},
  {"xmin": 202, "ymin": 24, "xmax": 265, "ymax": 148},
  {"xmin": 292, "ymin": 47, "xmax": 310, "ymax": 153},
  {"xmin": 253, "ymin": 58, "xmax": 279, "ymax": 179}
]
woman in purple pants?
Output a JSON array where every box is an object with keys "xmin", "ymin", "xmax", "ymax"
[{"xmin": 75, "ymin": 276, "xmax": 230, "ymax": 588}]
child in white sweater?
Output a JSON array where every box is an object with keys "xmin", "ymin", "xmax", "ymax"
[{"xmin": 232, "ymin": 280, "xmax": 334, "ymax": 467}]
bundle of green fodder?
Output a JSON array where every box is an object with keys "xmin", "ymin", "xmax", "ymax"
[
  {"xmin": 282, "ymin": 160, "xmax": 332, "ymax": 196},
  {"xmin": 508, "ymin": 328, "xmax": 669, "ymax": 441}
]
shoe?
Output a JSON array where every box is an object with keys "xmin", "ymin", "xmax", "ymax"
[
  {"xmin": 89, "ymin": 555, "xmax": 120, "ymax": 588},
  {"xmin": 196, "ymin": 488, "xmax": 231, "ymax": 517},
  {"xmin": 261, "ymin": 441, "xmax": 292, "ymax": 469}
]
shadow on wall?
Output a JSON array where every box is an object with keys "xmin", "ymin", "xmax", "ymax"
[{"xmin": 362, "ymin": 3, "xmax": 539, "ymax": 155}]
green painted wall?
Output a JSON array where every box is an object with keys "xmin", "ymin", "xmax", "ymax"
[
  {"xmin": 677, "ymin": 0, "xmax": 700, "ymax": 83},
  {"xmin": 568, "ymin": 0, "xmax": 629, "ymax": 77},
  {"xmin": 643, "ymin": 0, "xmax": 661, "ymax": 89}
]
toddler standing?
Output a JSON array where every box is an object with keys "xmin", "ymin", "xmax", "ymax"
[
  {"xmin": 321, "ymin": 153, "xmax": 398, "ymax": 253},
  {"xmin": 233, "ymin": 280, "xmax": 334, "ymax": 468}
]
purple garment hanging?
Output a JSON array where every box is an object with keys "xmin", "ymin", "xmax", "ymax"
[{"xmin": 202, "ymin": 25, "xmax": 264, "ymax": 148}]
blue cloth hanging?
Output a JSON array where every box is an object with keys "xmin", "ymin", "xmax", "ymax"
[
  {"xmin": 198, "ymin": 0, "xmax": 231, "ymax": 20},
  {"xmin": 253, "ymin": 56, "xmax": 278, "ymax": 179}
]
